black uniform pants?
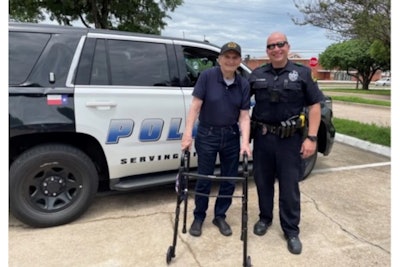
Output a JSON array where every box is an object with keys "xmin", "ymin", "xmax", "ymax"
[{"xmin": 253, "ymin": 128, "xmax": 303, "ymax": 237}]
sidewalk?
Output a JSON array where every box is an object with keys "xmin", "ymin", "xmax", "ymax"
[
  {"xmin": 332, "ymin": 101, "xmax": 390, "ymax": 127},
  {"xmin": 330, "ymin": 99, "xmax": 391, "ymax": 158}
]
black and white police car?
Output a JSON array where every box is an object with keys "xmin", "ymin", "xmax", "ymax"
[{"xmin": 9, "ymin": 22, "xmax": 335, "ymax": 227}]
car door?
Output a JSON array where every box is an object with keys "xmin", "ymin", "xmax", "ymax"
[{"xmin": 74, "ymin": 34, "xmax": 186, "ymax": 180}]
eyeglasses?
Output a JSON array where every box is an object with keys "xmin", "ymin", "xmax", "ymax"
[{"xmin": 266, "ymin": 41, "xmax": 288, "ymax": 50}]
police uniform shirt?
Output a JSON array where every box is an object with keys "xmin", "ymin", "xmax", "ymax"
[
  {"xmin": 193, "ymin": 66, "xmax": 250, "ymax": 127},
  {"xmin": 249, "ymin": 60, "xmax": 324, "ymax": 124}
]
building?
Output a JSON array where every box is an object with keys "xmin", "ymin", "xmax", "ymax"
[{"xmin": 244, "ymin": 53, "xmax": 385, "ymax": 81}]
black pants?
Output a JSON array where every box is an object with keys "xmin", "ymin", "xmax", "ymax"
[{"xmin": 253, "ymin": 128, "xmax": 302, "ymax": 237}]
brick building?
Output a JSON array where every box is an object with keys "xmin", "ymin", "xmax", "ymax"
[{"xmin": 243, "ymin": 54, "xmax": 384, "ymax": 81}]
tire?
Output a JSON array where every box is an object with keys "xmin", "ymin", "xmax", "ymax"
[
  {"xmin": 300, "ymin": 148, "xmax": 318, "ymax": 181},
  {"xmin": 9, "ymin": 144, "xmax": 99, "ymax": 227}
]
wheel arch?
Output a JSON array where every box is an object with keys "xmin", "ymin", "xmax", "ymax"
[{"xmin": 9, "ymin": 132, "xmax": 110, "ymax": 187}]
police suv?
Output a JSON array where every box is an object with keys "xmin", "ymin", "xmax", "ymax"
[{"xmin": 9, "ymin": 22, "xmax": 335, "ymax": 227}]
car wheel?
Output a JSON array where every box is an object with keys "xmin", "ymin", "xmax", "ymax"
[
  {"xmin": 9, "ymin": 144, "xmax": 99, "ymax": 227},
  {"xmin": 300, "ymin": 148, "xmax": 318, "ymax": 181}
]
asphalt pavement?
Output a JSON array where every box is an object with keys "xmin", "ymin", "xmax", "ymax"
[{"xmin": 8, "ymin": 101, "xmax": 392, "ymax": 267}]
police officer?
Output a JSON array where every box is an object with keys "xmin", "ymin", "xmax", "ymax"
[
  {"xmin": 181, "ymin": 42, "xmax": 251, "ymax": 237},
  {"xmin": 249, "ymin": 32, "xmax": 324, "ymax": 254}
]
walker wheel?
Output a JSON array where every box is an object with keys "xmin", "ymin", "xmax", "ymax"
[
  {"xmin": 246, "ymin": 256, "xmax": 252, "ymax": 267},
  {"xmin": 166, "ymin": 246, "xmax": 175, "ymax": 264}
]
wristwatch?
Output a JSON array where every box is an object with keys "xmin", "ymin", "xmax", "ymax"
[{"xmin": 307, "ymin": 135, "xmax": 318, "ymax": 142}]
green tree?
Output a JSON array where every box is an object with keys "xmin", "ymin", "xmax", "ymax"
[
  {"xmin": 292, "ymin": 0, "xmax": 390, "ymax": 70},
  {"xmin": 319, "ymin": 39, "xmax": 382, "ymax": 89},
  {"xmin": 9, "ymin": 0, "xmax": 183, "ymax": 34}
]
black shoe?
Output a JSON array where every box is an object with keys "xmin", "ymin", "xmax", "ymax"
[
  {"xmin": 286, "ymin": 235, "xmax": 302, "ymax": 254},
  {"xmin": 253, "ymin": 220, "xmax": 272, "ymax": 236},
  {"xmin": 212, "ymin": 217, "xmax": 232, "ymax": 236},
  {"xmin": 189, "ymin": 219, "xmax": 203, "ymax": 237}
]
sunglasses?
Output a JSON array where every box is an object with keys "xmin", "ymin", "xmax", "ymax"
[{"xmin": 266, "ymin": 41, "xmax": 288, "ymax": 50}]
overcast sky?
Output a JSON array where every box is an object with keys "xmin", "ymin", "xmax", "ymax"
[{"xmin": 161, "ymin": 0, "xmax": 337, "ymax": 59}]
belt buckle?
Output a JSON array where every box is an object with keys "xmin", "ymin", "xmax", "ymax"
[{"xmin": 262, "ymin": 125, "xmax": 268, "ymax": 135}]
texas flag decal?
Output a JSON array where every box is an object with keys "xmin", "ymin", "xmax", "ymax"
[{"xmin": 47, "ymin": 94, "xmax": 68, "ymax": 106}]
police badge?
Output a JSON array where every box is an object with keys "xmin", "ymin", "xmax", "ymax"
[{"xmin": 288, "ymin": 70, "xmax": 299, "ymax": 82}]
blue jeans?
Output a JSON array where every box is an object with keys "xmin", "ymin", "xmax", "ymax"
[{"xmin": 193, "ymin": 123, "xmax": 240, "ymax": 221}]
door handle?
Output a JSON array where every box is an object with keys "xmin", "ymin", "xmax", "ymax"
[{"xmin": 85, "ymin": 101, "xmax": 117, "ymax": 110}]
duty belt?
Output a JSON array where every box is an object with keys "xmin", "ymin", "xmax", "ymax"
[{"xmin": 252, "ymin": 115, "xmax": 305, "ymax": 139}]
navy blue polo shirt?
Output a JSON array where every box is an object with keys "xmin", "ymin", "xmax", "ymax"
[{"xmin": 192, "ymin": 66, "xmax": 250, "ymax": 127}]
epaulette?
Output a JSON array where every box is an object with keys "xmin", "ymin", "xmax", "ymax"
[
  {"xmin": 294, "ymin": 62, "xmax": 303, "ymax": 67},
  {"xmin": 254, "ymin": 63, "xmax": 271, "ymax": 72},
  {"xmin": 261, "ymin": 63, "xmax": 273, "ymax": 69}
]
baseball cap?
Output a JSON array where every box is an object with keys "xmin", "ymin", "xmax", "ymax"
[{"xmin": 220, "ymin": 42, "xmax": 241, "ymax": 56}]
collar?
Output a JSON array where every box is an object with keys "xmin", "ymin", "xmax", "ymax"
[
  {"xmin": 217, "ymin": 66, "xmax": 238, "ymax": 85},
  {"xmin": 263, "ymin": 60, "xmax": 296, "ymax": 74}
]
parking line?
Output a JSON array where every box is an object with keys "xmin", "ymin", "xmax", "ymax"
[{"xmin": 312, "ymin": 161, "xmax": 391, "ymax": 174}]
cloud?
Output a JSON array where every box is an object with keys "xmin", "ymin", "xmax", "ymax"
[{"xmin": 162, "ymin": 0, "xmax": 335, "ymax": 58}]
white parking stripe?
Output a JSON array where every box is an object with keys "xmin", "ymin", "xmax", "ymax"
[{"xmin": 312, "ymin": 161, "xmax": 391, "ymax": 174}]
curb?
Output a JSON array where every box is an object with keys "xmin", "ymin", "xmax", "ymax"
[{"xmin": 335, "ymin": 133, "xmax": 391, "ymax": 158}]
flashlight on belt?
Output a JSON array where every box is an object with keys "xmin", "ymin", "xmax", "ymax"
[{"xmin": 299, "ymin": 113, "xmax": 306, "ymax": 128}]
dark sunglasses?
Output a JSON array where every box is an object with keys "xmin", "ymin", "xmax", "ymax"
[{"xmin": 266, "ymin": 41, "xmax": 288, "ymax": 50}]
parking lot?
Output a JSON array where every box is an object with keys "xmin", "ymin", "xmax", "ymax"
[{"xmin": 8, "ymin": 140, "xmax": 391, "ymax": 267}]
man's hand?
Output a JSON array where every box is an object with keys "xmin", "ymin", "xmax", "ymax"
[
  {"xmin": 181, "ymin": 134, "xmax": 193, "ymax": 151},
  {"xmin": 300, "ymin": 138, "xmax": 317, "ymax": 159},
  {"xmin": 240, "ymin": 143, "xmax": 252, "ymax": 158}
]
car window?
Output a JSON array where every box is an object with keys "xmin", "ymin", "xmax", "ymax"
[
  {"xmin": 105, "ymin": 40, "xmax": 171, "ymax": 86},
  {"xmin": 30, "ymin": 33, "xmax": 79, "ymax": 87},
  {"xmin": 181, "ymin": 46, "xmax": 219, "ymax": 86},
  {"xmin": 180, "ymin": 45, "xmax": 251, "ymax": 86},
  {"xmin": 90, "ymin": 39, "xmax": 109, "ymax": 85},
  {"xmin": 9, "ymin": 32, "xmax": 50, "ymax": 85}
]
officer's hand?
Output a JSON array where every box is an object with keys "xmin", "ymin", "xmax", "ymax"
[{"xmin": 300, "ymin": 139, "xmax": 317, "ymax": 159}]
